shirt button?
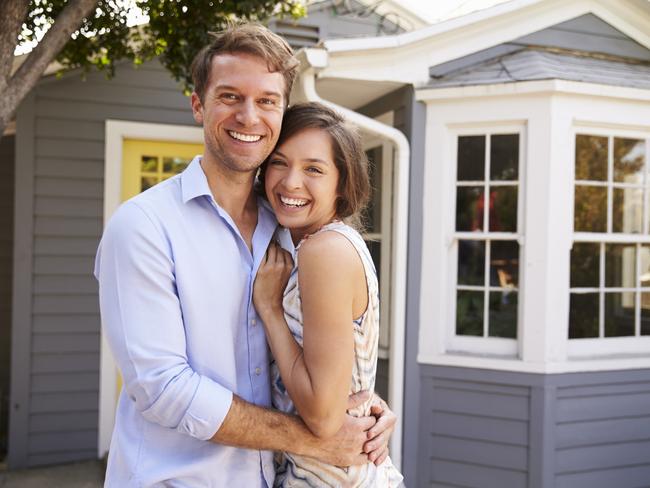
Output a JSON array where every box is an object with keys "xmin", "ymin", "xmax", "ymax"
[
  {"xmin": 255, "ymin": 367, "xmax": 261, "ymax": 375},
  {"xmin": 251, "ymin": 318, "xmax": 256, "ymax": 326}
]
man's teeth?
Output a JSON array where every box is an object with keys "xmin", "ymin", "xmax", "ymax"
[
  {"xmin": 228, "ymin": 131, "xmax": 261, "ymax": 142},
  {"xmin": 280, "ymin": 196, "xmax": 308, "ymax": 207}
]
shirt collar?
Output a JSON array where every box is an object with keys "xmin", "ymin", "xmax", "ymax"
[{"xmin": 181, "ymin": 156, "xmax": 213, "ymax": 203}]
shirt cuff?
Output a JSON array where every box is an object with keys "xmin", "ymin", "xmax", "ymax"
[{"xmin": 177, "ymin": 376, "xmax": 234, "ymax": 441}]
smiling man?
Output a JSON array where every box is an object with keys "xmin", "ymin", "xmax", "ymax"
[{"xmin": 94, "ymin": 24, "xmax": 395, "ymax": 487}]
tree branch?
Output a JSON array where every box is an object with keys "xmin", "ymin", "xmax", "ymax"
[
  {"xmin": 0, "ymin": 0, "xmax": 29, "ymax": 92},
  {"xmin": 0, "ymin": 0, "xmax": 98, "ymax": 134}
]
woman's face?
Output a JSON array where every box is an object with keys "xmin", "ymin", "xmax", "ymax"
[{"xmin": 264, "ymin": 128, "xmax": 340, "ymax": 242}]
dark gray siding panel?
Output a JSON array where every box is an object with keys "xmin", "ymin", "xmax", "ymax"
[
  {"xmin": 418, "ymin": 366, "xmax": 650, "ymax": 487},
  {"xmin": 515, "ymin": 14, "xmax": 650, "ymax": 61},
  {"xmin": 0, "ymin": 134, "xmax": 14, "ymax": 460},
  {"xmin": 11, "ymin": 59, "xmax": 195, "ymax": 468}
]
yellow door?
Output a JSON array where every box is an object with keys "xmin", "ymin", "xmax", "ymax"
[
  {"xmin": 116, "ymin": 139, "xmax": 204, "ymax": 395},
  {"xmin": 121, "ymin": 139, "xmax": 204, "ymax": 200}
]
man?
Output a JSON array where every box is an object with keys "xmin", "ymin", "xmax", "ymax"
[{"xmin": 95, "ymin": 23, "xmax": 394, "ymax": 487}]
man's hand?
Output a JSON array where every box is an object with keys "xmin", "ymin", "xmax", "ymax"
[{"xmin": 364, "ymin": 394, "xmax": 396, "ymax": 466}]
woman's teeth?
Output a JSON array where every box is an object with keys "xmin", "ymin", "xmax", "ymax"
[
  {"xmin": 228, "ymin": 130, "xmax": 261, "ymax": 142},
  {"xmin": 280, "ymin": 195, "xmax": 308, "ymax": 207}
]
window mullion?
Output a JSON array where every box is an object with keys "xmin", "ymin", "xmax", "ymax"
[
  {"xmin": 636, "ymin": 243, "xmax": 641, "ymax": 337},
  {"xmin": 600, "ymin": 242, "xmax": 605, "ymax": 338},
  {"xmin": 484, "ymin": 239, "xmax": 491, "ymax": 338},
  {"xmin": 607, "ymin": 137, "xmax": 613, "ymax": 233}
]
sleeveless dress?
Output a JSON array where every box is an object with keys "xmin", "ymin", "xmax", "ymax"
[{"xmin": 271, "ymin": 221, "xmax": 404, "ymax": 487}]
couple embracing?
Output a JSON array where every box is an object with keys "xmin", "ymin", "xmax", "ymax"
[{"xmin": 95, "ymin": 22, "xmax": 403, "ymax": 488}]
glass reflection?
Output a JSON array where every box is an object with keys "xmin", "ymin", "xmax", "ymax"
[
  {"xmin": 457, "ymin": 136, "xmax": 485, "ymax": 181},
  {"xmin": 162, "ymin": 156, "xmax": 190, "ymax": 174},
  {"xmin": 490, "ymin": 240, "xmax": 518, "ymax": 288},
  {"xmin": 613, "ymin": 188, "xmax": 642, "ymax": 234},
  {"xmin": 640, "ymin": 246, "xmax": 650, "ymax": 287},
  {"xmin": 574, "ymin": 185, "xmax": 607, "ymax": 232},
  {"xmin": 605, "ymin": 244, "xmax": 636, "ymax": 288},
  {"xmin": 365, "ymin": 239, "xmax": 381, "ymax": 284},
  {"xmin": 364, "ymin": 147, "xmax": 382, "ymax": 233},
  {"xmin": 456, "ymin": 186, "xmax": 484, "ymax": 231},
  {"xmin": 575, "ymin": 134, "xmax": 607, "ymax": 181},
  {"xmin": 488, "ymin": 291, "xmax": 517, "ymax": 338},
  {"xmin": 614, "ymin": 138, "xmax": 645, "ymax": 184},
  {"xmin": 489, "ymin": 187, "xmax": 517, "ymax": 232},
  {"xmin": 141, "ymin": 176, "xmax": 158, "ymax": 192},
  {"xmin": 604, "ymin": 292, "xmax": 635, "ymax": 337},
  {"xmin": 456, "ymin": 290, "xmax": 483, "ymax": 336},
  {"xmin": 569, "ymin": 293, "xmax": 599, "ymax": 338},
  {"xmin": 458, "ymin": 240, "xmax": 485, "ymax": 286},
  {"xmin": 570, "ymin": 242, "xmax": 600, "ymax": 288},
  {"xmin": 490, "ymin": 134, "xmax": 519, "ymax": 181},
  {"xmin": 141, "ymin": 155, "xmax": 158, "ymax": 173}
]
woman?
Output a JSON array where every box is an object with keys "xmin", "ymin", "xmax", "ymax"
[{"xmin": 253, "ymin": 102, "xmax": 403, "ymax": 487}]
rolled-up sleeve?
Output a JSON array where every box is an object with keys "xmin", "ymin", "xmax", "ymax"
[{"xmin": 95, "ymin": 201, "xmax": 232, "ymax": 440}]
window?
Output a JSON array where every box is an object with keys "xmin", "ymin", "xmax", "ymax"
[
  {"xmin": 451, "ymin": 129, "xmax": 523, "ymax": 354},
  {"xmin": 570, "ymin": 133, "xmax": 650, "ymax": 341}
]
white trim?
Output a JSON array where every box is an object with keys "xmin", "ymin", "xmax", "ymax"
[{"xmin": 99, "ymin": 120, "xmax": 203, "ymax": 458}]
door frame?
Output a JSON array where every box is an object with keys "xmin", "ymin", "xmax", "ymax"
[{"xmin": 99, "ymin": 120, "xmax": 203, "ymax": 457}]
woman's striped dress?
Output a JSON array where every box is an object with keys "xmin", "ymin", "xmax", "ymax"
[{"xmin": 271, "ymin": 220, "xmax": 403, "ymax": 487}]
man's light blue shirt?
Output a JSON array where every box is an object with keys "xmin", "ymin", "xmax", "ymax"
[{"xmin": 95, "ymin": 157, "xmax": 287, "ymax": 487}]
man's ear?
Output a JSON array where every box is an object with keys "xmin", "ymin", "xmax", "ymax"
[{"xmin": 191, "ymin": 92, "xmax": 204, "ymax": 125}]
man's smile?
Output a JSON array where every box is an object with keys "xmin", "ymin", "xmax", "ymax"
[{"xmin": 228, "ymin": 130, "xmax": 262, "ymax": 142}]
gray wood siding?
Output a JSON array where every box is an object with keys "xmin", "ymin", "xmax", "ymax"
[
  {"xmin": 13, "ymin": 61, "xmax": 193, "ymax": 468},
  {"xmin": 0, "ymin": 135, "xmax": 15, "ymax": 459},
  {"xmin": 418, "ymin": 366, "xmax": 650, "ymax": 487}
]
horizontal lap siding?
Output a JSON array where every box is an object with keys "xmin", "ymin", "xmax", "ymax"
[
  {"xmin": 422, "ymin": 370, "xmax": 530, "ymax": 488},
  {"xmin": 25, "ymin": 61, "xmax": 194, "ymax": 466},
  {"xmin": 554, "ymin": 375, "xmax": 650, "ymax": 488}
]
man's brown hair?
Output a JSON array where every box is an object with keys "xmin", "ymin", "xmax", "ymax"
[
  {"xmin": 258, "ymin": 102, "xmax": 371, "ymax": 228},
  {"xmin": 191, "ymin": 23, "xmax": 299, "ymax": 105}
]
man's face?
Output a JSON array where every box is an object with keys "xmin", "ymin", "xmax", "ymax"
[{"xmin": 191, "ymin": 52, "xmax": 285, "ymax": 174}]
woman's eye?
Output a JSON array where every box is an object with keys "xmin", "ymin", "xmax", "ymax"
[
  {"xmin": 306, "ymin": 167, "xmax": 323, "ymax": 174},
  {"xmin": 269, "ymin": 159, "xmax": 286, "ymax": 166}
]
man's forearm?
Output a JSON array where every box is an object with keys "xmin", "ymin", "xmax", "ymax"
[{"xmin": 210, "ymin": 395, "xmax": 319, "ymax": 456}]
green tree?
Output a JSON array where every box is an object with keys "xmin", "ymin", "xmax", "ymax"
[{"xmin": 0, "ymin": 0, "xmax": 305, "ymax": 139}]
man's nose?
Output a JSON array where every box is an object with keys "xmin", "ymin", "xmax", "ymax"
[{"xmin": 235, "ymin": 99, "xmax": 260, "ymax": 127}]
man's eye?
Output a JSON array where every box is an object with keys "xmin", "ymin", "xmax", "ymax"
[
  {"xmin": 259, "ymin": 98, "xmax": 278, "ymax": 106},
  {"xmin": 221, "ymin": 93, "xmax": 238, "ymax": 101}
]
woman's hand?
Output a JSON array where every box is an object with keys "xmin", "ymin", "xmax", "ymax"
[{"xmin": 253, "ymin": 242, "xmax": 293, "ymax": 321}]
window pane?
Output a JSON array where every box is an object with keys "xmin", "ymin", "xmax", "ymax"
[
  {"xmin": 365, "ymin": 240, "xmax": 381, "ymax": 283},
  {"xmin": 457, "ymin": 136, "xmax": 485, "ymax": 181},
  {"xmin": 456, "ymin": 290, "xmax": 483, "ymax": 336},
  {"xmin": 614, "ymin": 138, "xmax": 645, "ymax": 184},
  {"xmin": 458, "ymin": 240, "xmax": 485, "ymax": 285},
  {"xmin": 613, "ymin": 188, "xmax": 642, "ymax": 234},
  {"xmin": 570, "ymin": 243, "xmax": 599, "ymax": 288},
  {"xmin": 575, "ymin": 134, "xmax": 607, "ymax": 181},
  {"xmin": 490, "ymin": 240, "xmax": 518, "ymax": 288},
  {"xmin": 640, "ymin": 246, "xmax": 650, "ymax": 287},
  {"xmin": 642, "ymin": 292, "xmax": 650, "ymax": 335},
  {"xmin": 489, "ymin": 187, "xmax": 517, "ymax": 232},
  {"xmin": 604, "ymin": 292, "xmax": 635, "ymax": 337},
  {"xmin": 574, "ymin": 185, "xmax": 607, "ymax": 232},
  {"xmin": 141, "ymin": 176, "xmax": 158, "ymax": 192},
  {"xmin": 141, "ymin": 155, "xmax": 159, "ymax": 172},
  {"xmin": 489, "ymin": 291, "xmax": 517, "ymax": 338},
  {"xmin": 569, "ymin": 293, "xmax": 599, "ymax": 338},
  {"xmin": 605, "ymin": 244, "xmax": 636, "ymax": 288},
  {"xmin": 456, "ymin": 186, "xmax": 484, "ymax": 231},
  {"xmin": 162, "ymin": 156, "xmax": 190, "ymax": 175},
  {"xmin": 364, "ymin": 147, "xmax": 382, "ymax": 233},
  {"xmin": 490, "ymin": 134, "xmax": 519, "ymax": 181}
]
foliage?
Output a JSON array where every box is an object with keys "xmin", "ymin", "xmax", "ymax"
[{"xmin": 19, "ymin": 0, "xmax": 306, "ymax": 93}]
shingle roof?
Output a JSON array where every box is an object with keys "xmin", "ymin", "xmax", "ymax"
[{"xmin": 425, "ymin": 47, "xmax": 650, "ymax": 90}]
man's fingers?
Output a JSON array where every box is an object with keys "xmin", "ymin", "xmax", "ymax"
[{"xmin": 347, "ymin": 390, "xmax": 371, "ymax": 410}]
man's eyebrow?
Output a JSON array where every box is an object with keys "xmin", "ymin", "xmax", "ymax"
[{"xmin": 213, "ymin": 85, "xmax": 282, "ymax": 99}]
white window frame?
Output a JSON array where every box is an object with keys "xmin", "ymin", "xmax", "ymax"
[
  {"xmin": 569, "ymin": 124, "xmax": 650, "ymax": 358},
  {"xmin": 447, "ymin": 125, "xmax": 526, "ymax": 357}
]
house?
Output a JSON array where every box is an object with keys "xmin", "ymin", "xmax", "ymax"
[
  {"xmin": 0, "ymin": 0, "xmax": 427, "ymax": 473},
  {"xmin": 3, "ymin": 0, "xmax": 650, "ymax": 486},
  {"xmin": 289, "ymin": 0, "xmax": 650, "ymax": 486}
]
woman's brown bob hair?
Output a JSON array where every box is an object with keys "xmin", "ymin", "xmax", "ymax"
[
  {"xmin": 258, "ymin": 102, "xmax": 371, "ymax": 227},
  {"xmin": 191, "ymin": 22, "xmax": 298, "ymax": 105}
]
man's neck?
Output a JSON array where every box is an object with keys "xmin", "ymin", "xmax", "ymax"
[{"xmin": 200, "ymin": 157, "xmax": 258, "ymax": 249}]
